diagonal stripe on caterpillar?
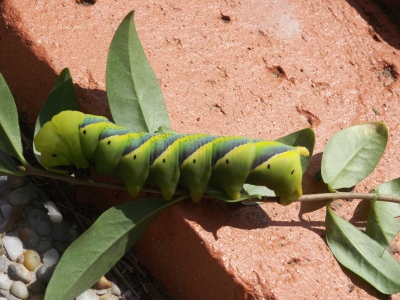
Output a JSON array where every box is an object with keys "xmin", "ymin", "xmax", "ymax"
[{"xmin": 34, "ymin": 111, "xmax": 309, "ymax": 204}]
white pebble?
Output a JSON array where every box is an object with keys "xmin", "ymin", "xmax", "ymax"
[
  {"xmin": 0, "ymin": 255, "xmax": 7, "ymax": 272},
  {"xmin": 76, "ymin": 289, "xmax": 99, "ymax": 300},
  {"xmin": 44, "ymin": 201, "xmax": 63, "ymax": 223},
  {"xmin": 10, "ymin": 280, "xmax": 29, "ymax": 299},
  {"xmin": 0, "ymin": 273, "xmax": 13, "ymax": 289},
  {"xmin": 111, "ymin": 281, "xmax": 121, "ymax": 296},
  {"xmin": 1, "ymin": 204, "xmax": 12, "ymax": 219},
  {"xmin": 0, "ymin": 176, "xmax": 7, "ymax": 185},
  {"xmin": 43, "ymin": 248, "xmax": 60, "ymax": 265},
  {"xmin": 3, "ymin": 236, "xmax": 24, "ymax": 261}
]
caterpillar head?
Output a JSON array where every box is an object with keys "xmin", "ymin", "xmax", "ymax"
[
  {"xmin": 246, "ymin": 146, "xmax": 309, "ymax": 205},
  {"xmin": 273, "ymin": 147, "xmax": 309, "ymax": 205},
  {"xmin": 34, "ymin": 111, "xmax": 90, "ymax": 174}
]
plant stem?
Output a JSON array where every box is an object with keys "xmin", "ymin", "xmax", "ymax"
[
  {"xmin": 22, "ymin": 166, "xmax": 400, "ymax": 204},
  {"xmin": 251, "ymin": 192, "xmax": 400, "ymax": 204},
  {"xmin": 23, "ymin": 165, "xmax": 189, "ymax": 194}
]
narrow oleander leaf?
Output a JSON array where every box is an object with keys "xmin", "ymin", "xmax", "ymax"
[
  {"xmin": 0, "ymin": 156, "xmax": 22, "ymax": 176},
  {"xmin": 34, "ymin": 68, "xmax": 79, "ymax": 137},
  {"xmin": 322, "ymin": 122, "xmax": 388, "ymax": 192},
  {"xmin": 0, "ymin": 73, "xmax": 28, "ymax": 166},
  {"xmin": 33, "ymin": 68, "xmax": 80, "ymax": 162},
  {"xmin": 106, "ymin": 10, "xmax": 170, "ymax": 133},
  {"xmin": 156, "ymin": 126, "xmax": 178, "ymax": 134},
  {"xmin": 326, "ymin": 204, "xmax": 400, "ymax": 294},
  {"xmin": 44, "ymin": 197, "xmax": 183, "ymax": 300}
]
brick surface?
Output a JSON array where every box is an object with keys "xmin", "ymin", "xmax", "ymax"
[{"xmin": 1, "ymin": 0, "xmax": 400, "ymax": 299}]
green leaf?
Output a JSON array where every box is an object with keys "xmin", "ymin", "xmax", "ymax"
[
  {"xmin": 205, "ymin": 186, "xmax": 262, "ymax": 203},
  {"xmin": 326, "ymin": 204, "xmax": 400, "ymax": 294},
  {"xmin": 0, "ymin": 73, "xmax": 28, "ymax": 166},
  {"xmin": 156, "ymin": 126, "xmax": 178, "ymax": 134},
  {"xmin": 241, "ymin": 184, "xmax": 275, "ymax": 205},
  {"xmin": 34, "ymin": 68, "xmax": 79, "ymax": 136},
  {"xmin": 44, "ymin": 196, "xmax": 183, "ymax": 300},
  {"xmin": 106, "ymin": 10, "xmax": 170, "ymax": 133},
  {"xmin": 0, "ymin": 156, "xmax": 23, "ymax": 176},
  {"xmin": 373, "ymin": 179, "xmax": 400, "ymax": 215},
  {"xmin": 366, "ymin": 179, "xmax": 400, "ymax": 247},
  {"xmin": 33, "ymin": 68, "xmax": 79, "ymax": 162},
  {"xmin": 243, "ymin": 184, "xmax": 274, "ymax": 197},
  {"xmin": 276, "ymin": 127, "xmax": 315, "ymax": 174},
  {"xmin": 321, "ymin": 122, "xmax": 388, "ymax": 192}
]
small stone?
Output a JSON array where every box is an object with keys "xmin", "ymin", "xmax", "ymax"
[
  {"xmin": 76, "ymin": 289, "xmax": 99, "ymax": 300},
  {"xmin": 16, "ymin": 254, "xmax": 24, "ymax": 264},
  {"xmin": 0, "ymin": 176, "xmax": 7, "ymax": 187},
  {"xmin": 36, "ymin": 264, "xmax": 55, "ymax": 285},
  {"xmin": 23, "ymin": 250, "xmax": 41, "ymax": 271},
  {"xmin": 35, "ymin": 219, "xmax": 53, "ymax": 236},
  {"xmin": 8, "ymin": 263, "xmax": 34, "ymax": 283},
  {"xmin": 96, "ymin": 289, "xmax": 107, "ymax": 295},
  {"xmin": 37, "ymin": 240, "xmax": 52, "ymax": 254},
  {"xmin": 5, "ymin": 207, "xmax": 27, "ymax": 232},
  {"xmin": 9, "ymin": 177, "xmax": 27, "ymax": 190},
  {"xmin": 0, "ymin": 273, "xmax": 13, "ymax": 290},
  {"xmin": 52, "ymin": 222, "xmax": 68, "ymax": 241},
  {"xmin": 122, "ymin": 290, "xmax": 132, "ymax": 298},
  {"xmin": 19, "ymin": 227, "xmax": 40, "ymax": 248},
  {"xmin": 27, "ymin": 209, "xmax": 48, "ymax": 229},
  {"xmin": 2, "ymin": 236, "xmax": 24, "ymax": 261},
  {"xmin": 99, "ymin": 294, "xmax": 114, "ymax": 300},
  {"xmin": 0, "ymin": 177, "xmax": 7, "ymax": 199},
  {"xmin": 1, "ymin": 204, "xmax": 12, "ymax": 219},
  {"xmin": 111, "ymin": 281, "xmax": 121, "ymax": 296},
  {"xmin": 28, "ymin": 293, "xmax": 45, "ymax": 300},
  {"xmin": 29, "ymin": 293, "xmax": 44, "ymax": 300},
  {"xmin": 0, "ymin": 255, "xmax": 7, "ymax": 272},
  {"xmin": 44, "ymin": 201, "xmax": 63, "ymax": 223},
  {"xmin": 67, "ymin": 227, "xmax": 79, "ymax": 241},
  {"xmin": 52, "ymin": 240, "xmax": 69, "ymax": 254},
  {"xmin": 93, "ymin": 276, "xmax": 111, "ymax": 289},
  {"xmin": 10, "ymin": 281, "xmax": 29, "ymax": 299},
  {"xmin": 43, "ymin": 248, "xmax": 60, "ymax": 265},
  {"xmin": 27, "ymin": 280, "xmax": 46, "ymax": 293},
  {"xmin": 8, "ymin": 187, "xmax": 36, "ymax": 206}
]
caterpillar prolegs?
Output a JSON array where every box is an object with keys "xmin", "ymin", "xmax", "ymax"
[{"xmin": 34, "ymin": 111, "xmax": 309, "ymax": 204}]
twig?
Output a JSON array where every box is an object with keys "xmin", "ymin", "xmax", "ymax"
[
  {"xmin": 112, "ymin": 266, "xmax": 140, "ymax": 298},
  {"xmin": 251, "ymin": 192, "xmax": 400, "ymax": 204},
  {"xmin": 21, "ymin": 166, "xmax": 400, "ymax": 204},
  {"xmin": 22, "ymin": 165, "xmax": 189, "ymax": 195}
]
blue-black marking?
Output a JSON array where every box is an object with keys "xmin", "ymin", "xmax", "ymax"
[
  {"xmin": 149, "ymin": 134, "xmax": 183, "ymax": 165},
  {"xmin": 98, "ymin": 126, "xmax": 130, "ymax": 140},
  {"xmin": 121, "ymin": 133, "xmax": 156, "ymax": 156},
  {"xmin": 211, "ymin": 137, "xmax": 251, "ymax": 166},
  {"xmin": 178, "ymin": 135, "xmax": 216, "ymax": 165},
  {"xmin": 250, "ymin": 143, "xmax": 292, "ymax": 169},
  {"xmin": 79, "ymin": 115, "xmax": 111, "ymax": 129}
]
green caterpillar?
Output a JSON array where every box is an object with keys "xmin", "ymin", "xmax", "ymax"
[{"xmin": 34, "ymin": 111, "xmax": 309, "ymax": 204}]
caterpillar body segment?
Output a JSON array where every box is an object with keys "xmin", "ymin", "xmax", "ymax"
[{"xmin": 34, "ymin": 111, "xmax": 309, "ymax": 204}]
